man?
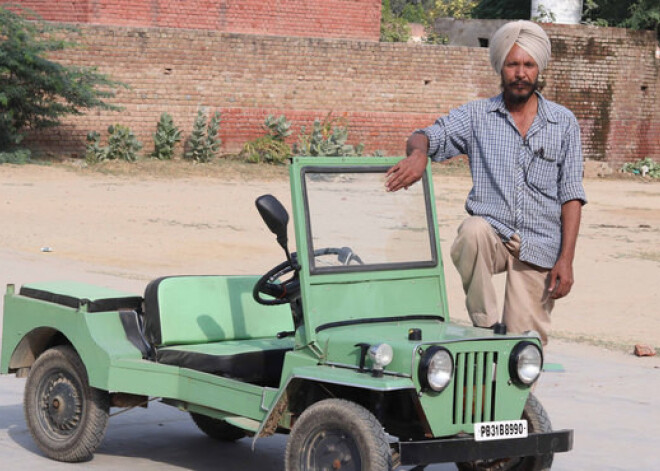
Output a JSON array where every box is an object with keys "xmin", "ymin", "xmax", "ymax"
[{"xmin": 385, "ymin": 21, "xmax": 586, "ymax": 345}]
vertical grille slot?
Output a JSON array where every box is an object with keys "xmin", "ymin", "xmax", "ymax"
[{"xmin": 453, "ymin": 351, "xmax": 497, "ymax": 426}]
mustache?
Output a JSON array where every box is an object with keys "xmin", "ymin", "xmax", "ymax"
[{"xmin": 508, "ymin": 80, "xmax": 534, "ymax": 87}]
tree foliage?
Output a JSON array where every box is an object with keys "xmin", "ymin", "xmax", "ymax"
[
  {"xmin": 617, "ymin": 0, "xmax": 659, "ymax": 37},
  {"xmin": 0, "ymin": 5, "xmax": 125, "ymax": 151},
  {"xmin": 383, "ymin": 0, "xmax": 658, "ymax": 39},
  {"xmin": 471, "ymin": 0, "xmax": 529, "ymax": 20},
  {"xmin": 429, "ymin": 0, "xmax": 478, "ymax": 20},
  {"xmin": 380, "ymin": 0, "xmax": 411, "ymax": 42},
  {"xmin": 583, "ymin": 0, "xmax": 659, "ymax": 38}
]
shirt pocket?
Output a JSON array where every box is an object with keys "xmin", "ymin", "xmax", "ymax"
[{"xmin": 526, "ymin": 153, "xmax": 559, "ymax": 199}]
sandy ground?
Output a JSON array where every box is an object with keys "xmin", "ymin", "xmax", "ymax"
[
  {"xmin": 1, "ymin": 160, "xmax": 659, "ymax": 470},
  {"xmin": 1, "ymin": 161, "xmax": 659, "ymax": 349}
]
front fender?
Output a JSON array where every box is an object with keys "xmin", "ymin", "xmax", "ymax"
[
  {"xmin": 253, "ymin": 362, "xmax": 417, "ymax": 446},
  {"xmin": 283, "ymin": 364, "xmax": 415, "ymax": 392}
]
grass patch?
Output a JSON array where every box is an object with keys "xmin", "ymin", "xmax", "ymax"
[
  {"xmin": 632, "ymin": 251, "xmax": 660, "ymax": 263},
  {"xmin": 614, "ymin": 250, "xmax": 660, "ymax": 263},
  {"xmin": 59, "ymin": 155, "xmax": 291, "ymax": 181}
]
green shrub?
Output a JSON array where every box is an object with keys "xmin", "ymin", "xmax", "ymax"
[
  {"xmin": 241, "ymin": 136, "xmax": 292, "ymax": 164},
  {"xmin": 0, "ymin": 149, "xmax": 31, "ymax": 164},
  {"xmin": 151, "ymin": 112, "xmax": 181, "ymax": 160},
  {"xmin": 622, "ymin": 157, "xmax": 660, "ymax": 178},
  {"xmin": 185, "ymin": 109, "xmax": 222, "ymax": 163},
  {"xmin": 85, "ymin": 131, "xmax": 105, "ymax": 163},
  {"xmin": 106, "ymin": 125, "xmax": 142, "ymax": 161},
  {"xmin": 85, "ymin": 125, "xmax": 142, "ymax": 163},
  {"xmin": 294, "ymin": 114, "xmax": 363, "ymax": 157},
  {"xmin": 264, "ymin": 114, "xmax": 292, "ymax": 142},
  {"xmin": 240, "ymin": 114, "xmax": 293, "ymax": 164}
]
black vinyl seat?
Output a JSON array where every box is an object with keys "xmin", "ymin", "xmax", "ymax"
[
  {"xmin": 155, "ymin": 338, "xmax": 294, "ymax": 387},
  {"xmin": 141, "ymin": 275, "xmax": 295, "ymax": 387}
]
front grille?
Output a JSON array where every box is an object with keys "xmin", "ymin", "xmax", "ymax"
[{"xmin": 453, "ymin": 351, "xmax": 498, "ymax": 425}]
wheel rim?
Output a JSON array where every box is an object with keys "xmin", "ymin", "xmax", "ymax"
[
  {"xmin": 36, "ymin": 368, "xmax": 84, "ymax": 441},
  {"xmin": 302, "ymin": 428, "xmax": 362, "ymax": 471}
]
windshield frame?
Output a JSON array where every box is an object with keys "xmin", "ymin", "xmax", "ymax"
[{"xmin": 300, "ymin": 165, "xmax": 439, "ymax": 275}]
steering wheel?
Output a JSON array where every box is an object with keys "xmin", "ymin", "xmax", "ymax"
[
  {"xmin": 312, "ymin": 246, "xmax": 364, "ymax": 266},
  {"xmin": 253, "ymin": 247, "xmax": 363, "ymax": 306},
  {"xmin": 253, "ymin": 258, "xmax": 299, "ymax": 306}
]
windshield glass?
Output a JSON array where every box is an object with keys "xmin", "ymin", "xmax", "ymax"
[{"xmin": 303, "ymin": 168, "xmax": 436, "ymax": 273}]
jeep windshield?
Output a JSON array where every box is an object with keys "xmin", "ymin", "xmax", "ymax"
[{"xmin": 302, "ymin": 166, "xmax": 437, "ymax": 274}]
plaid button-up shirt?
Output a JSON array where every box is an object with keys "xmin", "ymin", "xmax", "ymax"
[{"xmin": 421, "ymin": 93, "xmax": 587, "ymax": 269}]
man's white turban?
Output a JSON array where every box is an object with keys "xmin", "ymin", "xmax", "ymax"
[{"xmin": 489, "ymin": 21, "xmax": 551, "ymax": 73}]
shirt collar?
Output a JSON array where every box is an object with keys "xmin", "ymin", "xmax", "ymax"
[{"xmin": 487, "ymin": 92, "xmax": 559, "ymax": 124}]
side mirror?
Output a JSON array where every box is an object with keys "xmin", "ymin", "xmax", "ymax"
[{"xmin": 255, "ymin": 194, "xmax": 289, "ymax": 251}]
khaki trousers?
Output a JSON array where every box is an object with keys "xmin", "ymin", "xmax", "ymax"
[{"xmin": 450, "ymin": 216, "xmax": 554, "ymax": 345}]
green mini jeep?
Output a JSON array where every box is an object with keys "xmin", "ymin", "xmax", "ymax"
[{"xmin": 1, "ymin": 157, "xmax": 572, "ymax": 470}]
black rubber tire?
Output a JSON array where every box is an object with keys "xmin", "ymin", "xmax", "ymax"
[
  {"xmin": 285, "ymin": 398, "xmax": 393, "ymax": 471},
  {"xmin": 190, "ymin": 412, "xmax": 247, "ymax": 441},
  {"xmin": 457, "ymin": 393, "xmax": 554, "ymax": 471},
  {"xmin": 23, "ymin": 346, "xmax": 109, "ymax": 462}
]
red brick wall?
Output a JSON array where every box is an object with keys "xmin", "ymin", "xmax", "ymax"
[
  {"xmin": 543, "ymin": 24, "xmax": 659, "ymax": 167},
  {"xmin": 10, "ymin": 0, "xmax": 382, "ymax": 41},
  {"xmin": 20, "ymin": 23, "xmax": 660, "ymax": 166},
  {"xmin": 10, "ymin": 1, "xmax": 91, "ymax": 22}
]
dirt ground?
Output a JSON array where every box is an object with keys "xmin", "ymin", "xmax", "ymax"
[
  {"xmin": 1, "ymin": 159, "xmax": 658, "ymax": 351},
  {"xmin": 1, "ymin": 159, "xmax": 660, "ymax": 471}
]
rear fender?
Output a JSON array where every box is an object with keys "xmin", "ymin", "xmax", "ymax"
[
  {"xmin": 7, "ymin": 327, "xmax": 69, "ymax": 373},
  {"xmin": 2, "ymin": 289, "xmax": 143, "ymax": 389}
]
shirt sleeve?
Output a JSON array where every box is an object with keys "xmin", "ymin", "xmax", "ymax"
[
  {"xmin": 419, "ymin": 105, "xmax": 473, "ymax": 162},
  {"xmin": 558, "ymin": 117, "xmax": 587, "ymax": 205}
]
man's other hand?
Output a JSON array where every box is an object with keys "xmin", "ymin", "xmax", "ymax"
[{"xmin": 548, "ymin": 257, "xmax": 574, "ymax": 299}]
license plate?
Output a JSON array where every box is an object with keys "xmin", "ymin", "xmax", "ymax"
[{"xmin": 474, "ymin": 420, "xmax": 528, "ymax": 441}]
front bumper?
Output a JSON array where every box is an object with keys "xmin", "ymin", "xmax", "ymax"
[{"xmin": 398, "ymin": 429, "xmax": 573, "ymax": 465}]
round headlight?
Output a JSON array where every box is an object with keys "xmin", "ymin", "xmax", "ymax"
[
  {"xmin": 368, "ymin": 343, "xmax": 394, "ymax": 371},
  {"xmin": 419, "ymin": 346, "xmax": 454, "ymax": 392},
  {"xmin": 509, "ymin": 342, "xmax": 543, "ymax": 386}
]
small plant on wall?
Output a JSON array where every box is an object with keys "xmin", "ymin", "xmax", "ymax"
[
  {"xmin": 85, "ymin": 124, "xmax": 142, "ymax": 163},
  {"xmin": 151, "ymin": 112, "xmax": 182, "ymax": 160},
  {"xmin": 185, "ymin": 108, "xmax": 222, "ymax": 163}
]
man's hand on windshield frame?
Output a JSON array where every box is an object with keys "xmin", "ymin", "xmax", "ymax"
[{"xmin": 385, "ymin": 133, "xmax": 429, "ymax": 192}]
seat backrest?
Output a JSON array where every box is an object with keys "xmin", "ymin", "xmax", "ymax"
[{"xmin": 143, "ymin": 275, "xmax": 294, "ymax": 347}]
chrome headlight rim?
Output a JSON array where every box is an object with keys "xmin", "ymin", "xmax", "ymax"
[
  {"xmin": 508, "ymin": 341, "xmax": 544, "ymax": 386},
  {"xmin": 418, "ymin": 346, "xmax": 454, "ymax": 392}
]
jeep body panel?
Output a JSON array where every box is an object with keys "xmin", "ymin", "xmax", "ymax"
[{"xmin": 1, "ymin": 156, "xmax": 573, "ymax": 468}]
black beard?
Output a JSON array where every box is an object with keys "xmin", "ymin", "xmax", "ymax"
[{"xmin": 502, "ymin": 79, "xmax": 539, "ymax": 104}]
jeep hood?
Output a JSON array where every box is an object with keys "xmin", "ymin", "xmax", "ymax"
[{"xmin": 315, "ymin": 318, "xmax": 526, "ymax": 376}]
